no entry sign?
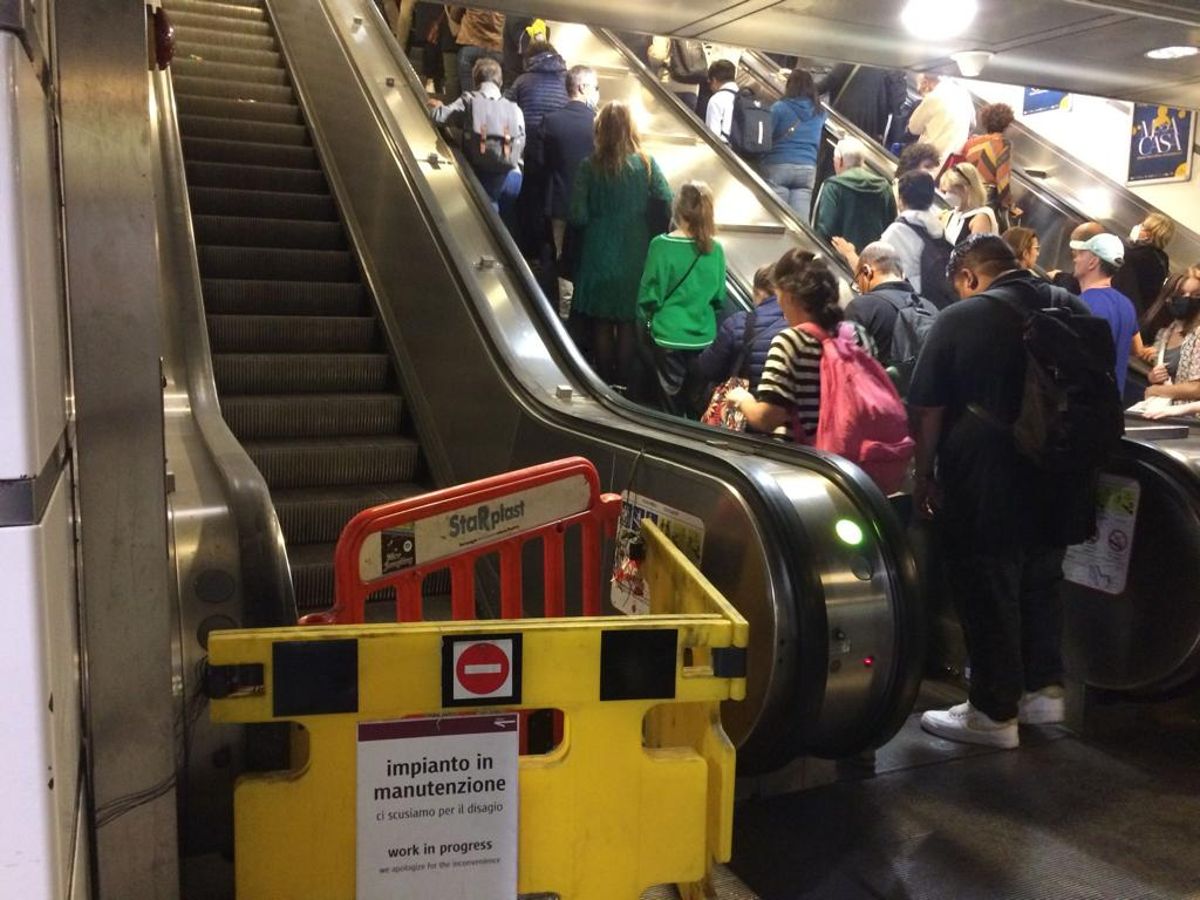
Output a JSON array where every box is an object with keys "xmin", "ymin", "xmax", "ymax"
[{"xmin": 442, "ymin": 634, "xmax": 523, "ymax": 707}]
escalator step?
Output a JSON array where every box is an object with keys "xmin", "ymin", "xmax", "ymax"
[
  {"xmin": 202, "ymin": 279, "xmax": 365, "ymax": 316},
  {"xmin": 212, "ymin": 352, "xmax": 390, "ymax": 394},
  {"xmin": 176, "ymin": 94, "xmax": 301, "ymax": 126},
  {"xmin": 172, "ymin": 58, "xmax": 289, "ymax": 86},
  {"xmin": 221, "ymin": 393, "xmax": 404, "ymax": 439},
  {"xmin": 174, "ymin": 24, "xmax": 277, "ymax": 53},
  {"xmin": 173, "ymin": 74, "xmax": 293, "ymax": 105},
  {"xmin": 198, "ymin": 245, "xmax": 357, "ymax": 281},
  {"xmin": 189, "ymin": 186, "xmax": 337, "ymax": 221},
  {"xmin": 185, "ymin": 160, "xmax": 326, "ymax": 193},
  {"xmin": 167, "ymin": 0, "xmax": 267, "ymax": 24},
  {"xmin": 168, "ymin": 9, "xmax": 273, "ymax": 37},
  {"xmin": 175, "ymin": 41, "xmax": 282, "ymax": 70},
  {"xmin": 246, "ymin": 436, "xmax": 422, "ymax": 489},
  {"xmin": 207, "ymin": 314, "xmax": 375, "ymax": 352},
  {"xmin": 179, "ymin": 114, "xmax": 308, "ymax": 147},
  {"xmin": 195, "ymin": 215, "xmax": 345, "ymax": 251},
  {"xmin": 288, "ymin": 543, "xmax": 450, "ymax": 613},
  {"xmin": 272, "ymin": 482, "xmax": 426, "ymax": 545},
  {"xmin": 183, "ymin": 135, "xmax": 317, "ymax": 169}
]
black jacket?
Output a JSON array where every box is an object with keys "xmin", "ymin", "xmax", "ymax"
[
  {"xmin": 1112, "ymin": 241, "xmax": 1170, "ymax": 321},
  {"xmin": 818, "ymin": 64, "xmax": 908, "ymax": 144},
  {"xmin": 539, "ymin": 100, "xmax": 595, "ymax": 220}
]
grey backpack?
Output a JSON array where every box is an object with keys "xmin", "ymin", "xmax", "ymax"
[
  {"xmin": 880, "ymin": 287, "xmax": 938, "ymax": 393},
  {"xmin": 463, "ymin": 94, "xmax": 521, "ymax": 173}
]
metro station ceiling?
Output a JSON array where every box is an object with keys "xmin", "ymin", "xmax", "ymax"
[{"xmin": 477, "ymin": 0, "xmax": 1200, "ymax": 108}]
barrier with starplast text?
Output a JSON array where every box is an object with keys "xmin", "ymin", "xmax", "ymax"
[{"xmin": 206, "ymin": 457, "xmax": 749, "ymax": 899}]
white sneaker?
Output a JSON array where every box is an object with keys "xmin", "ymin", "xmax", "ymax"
[
  {"xmin": 920, "ymin": 702, "xmax": 1019, "ymax": 749},
  {"xmin": 1018, "ymin": 686, "xmax": 1066, "ymax": 725}
]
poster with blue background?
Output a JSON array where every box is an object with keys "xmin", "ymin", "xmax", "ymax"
[
  {"xmin": 1128, "ymin": 104, "xmax": 1195, "ymax": 184},
  {"xmin": 1023, "ymin": 87, "xmax": 1070, "ymax": 115}
]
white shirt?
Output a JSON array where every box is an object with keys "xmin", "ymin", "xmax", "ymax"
[
  {"xmin": 908, "ymin": 79, "xmax": 976, "ymax": 162},
  {"xmin": 706, "ymin": 81, "xmax": 740, "ymax": 143}
]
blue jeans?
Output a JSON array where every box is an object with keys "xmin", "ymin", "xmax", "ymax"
[
  {"xmin": 763, "ymin": 162, "xmax": 816, "ymax": 221},
  {"xmin": 457, "ymin": 45, "xmax": 502, "ymax": 98},
  {"xmin": 478, "ymin": 168, "xmax": 522, "ymax": 231}
]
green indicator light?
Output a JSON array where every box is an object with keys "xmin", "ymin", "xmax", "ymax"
[{"xmin": 835, "ymin": 519, "xmax": 864, "ymax": 546}]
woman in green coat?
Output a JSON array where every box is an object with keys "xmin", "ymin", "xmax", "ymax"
[{"xmin": 570, "ymin": 100, "xmax": 673, "ymax": 388}]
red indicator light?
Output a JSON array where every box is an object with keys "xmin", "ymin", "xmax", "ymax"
[{"xmin": 863, "ymin": 656, "xmax": 874, "ymax": 668}]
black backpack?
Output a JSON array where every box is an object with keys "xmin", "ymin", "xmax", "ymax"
[
  {"xmin": 877, "ymin": 287, "xmax": 938, "ymax": 393},
  {"xmin": 972, "ymin": 284, "xmax": 1124, "ymax": 474},
  {"xmin": 900, "ymin": 219, "xmax": 957, "ymax": 310},
  {"xmin": 722, "ymin": 88, "xmax": 773, "ymax": 158}
]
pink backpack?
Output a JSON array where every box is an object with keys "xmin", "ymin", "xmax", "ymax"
[{"xmin": 794, "ymin": 322, "xmax": 915, "ymax": 494}]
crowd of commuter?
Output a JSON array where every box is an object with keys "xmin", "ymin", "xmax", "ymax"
[{"xmin": 405, "ymin": 3, "xmax": 1198, "ymax": 750}]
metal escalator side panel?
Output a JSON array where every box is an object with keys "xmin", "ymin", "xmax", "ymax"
[{"xmin": 1061, "ymin": 435, "xmax": 1200, "ymax": 696}]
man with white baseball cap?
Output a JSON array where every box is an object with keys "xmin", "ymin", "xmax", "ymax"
[{"xmin": 1070, "ymin": 223, "xmax": 1138, "ymax": 395}]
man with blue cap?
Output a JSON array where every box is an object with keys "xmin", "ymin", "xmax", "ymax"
[{"xmin": 1071, "ymin": 223, "xmax": 1138, "ymax": 395}]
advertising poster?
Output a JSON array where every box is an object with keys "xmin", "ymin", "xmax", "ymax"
[
  {"xmin": 1023, "ymin": 87, "xmax": 1071, "ymax": 115},
  {"xmin": 1063, "ymin": 474, "xmax": 1141, "ymax": 596},
  {"xmin": 610, "ymin": 491, "xmax": 705, "ymax": 615},
  {"xmin": 1128, "ymin": 104, "xmax": 1196, "ymax": 184},
  {"xmin": 356, "ymin": 714, "xmax": 518, "ymax": 899}
]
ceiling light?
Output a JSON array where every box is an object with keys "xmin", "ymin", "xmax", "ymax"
[
  {"xmin": 901, "ymin": 0, "xmax": 979, "ymax": 41},
  {"xmin": 1145, "ymin": 45, "xmax": 1200, "ymax": 60}
]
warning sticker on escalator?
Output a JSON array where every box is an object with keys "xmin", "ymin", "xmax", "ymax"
[{"xmin": 1063, "ymin": 474, "xmax": 1140, "ymax": 595}]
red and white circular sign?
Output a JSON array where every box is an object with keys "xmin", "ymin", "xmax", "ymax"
[{"xmin": 454, "ymin": 641, "xmax": 511, "ymax": 697}]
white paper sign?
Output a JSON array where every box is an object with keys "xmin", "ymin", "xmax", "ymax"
[
  {"xmin": 1064, "ymin": 474, "xmax": 1141, "ymax": 596},
  {"xmin": 610, "ymin": 491, "xmax": 705, "ymax": 615},
  {"xmin": 356, "ymin": 714, "xmax": 518, "ymax": 899}
]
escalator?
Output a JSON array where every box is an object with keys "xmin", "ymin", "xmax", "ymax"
[
  {"xmin": 154, "ymin": 0, "xmax": 927, "ymax": 862},
  {"xmin": 732, "ymin": 48, "xmax": 1200, "ymax": 700},
  {"xmin": 170, "ymin": 0, "xmax": 428, "ymax": 614}
]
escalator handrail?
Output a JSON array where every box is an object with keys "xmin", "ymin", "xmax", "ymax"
[
  {"xmin": 152, "ymin": 67, "xmax": 297, "ymax": 627},
  {"xmin": 325, "ymin": 4, "xmax": 923, "ymax": 755}
]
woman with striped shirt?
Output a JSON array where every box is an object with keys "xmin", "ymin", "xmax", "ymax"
[{"xmin": 728, "ymin": 250, "xmax": 874, "ymax": 438}]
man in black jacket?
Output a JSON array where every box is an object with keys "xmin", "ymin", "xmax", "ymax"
[
  {"xmin": 909, "ymin": 234, "xmax": 1103, "ymax": 750},
  {"xmin": 845, "ymin": 241, "xmax": 935, "ymax": 366},
  {"xmin": 539, "ymin": 65, "xmax": 598, "ymax": 305},
  {"xmin": 817, "ymin": 64, "xmax": 908, "ymax": 144}
]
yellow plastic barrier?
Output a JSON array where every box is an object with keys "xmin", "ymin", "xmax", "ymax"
[{"xmin": 207, "ymin": 520, "xmax": 748, "ymax": 899}]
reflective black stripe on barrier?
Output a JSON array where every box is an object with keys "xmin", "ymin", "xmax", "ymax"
[
  {"xmin": 599, "ymin": 629, "xmax": 678, "ymax": 701},
  {"xmin": 273, "ymin": 639, "xmax": 359, "ymax": 716}
]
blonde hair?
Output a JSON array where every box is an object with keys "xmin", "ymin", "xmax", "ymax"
[
  {"xmin": 592, "ymin": 101, "xmax": 642, "ymax": 178},
  {"xmin": 673, "ymin": 181, "xmax": 716, "ymax": 255},
  {"xmin": 1140, "ymin": 212, "xmax": 1176, "ymax": 250},
  {"xmin": 942, "ymin": 162, "xmax": 988, "ymax": 211}
]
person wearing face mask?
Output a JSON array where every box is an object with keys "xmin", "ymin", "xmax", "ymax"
[
  {"xmin": 1113, "ymin": 212, "xmax": 1175, "ymax": 328},
  {"xmin": 541, "ymin": 65, "xmax": 599, "ymax": 309},
  {"xmin": 1143, "ymin": 265, "xmax": 1200, "ymax": 407},
  {"xmin": 940, "ymin": 162, "xmax": 998, "ymax": 245}
]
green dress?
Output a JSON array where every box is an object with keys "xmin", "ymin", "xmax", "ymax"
[{"xmin": 569, "ymin": 153, "xmax": 673, "ymax": 322}]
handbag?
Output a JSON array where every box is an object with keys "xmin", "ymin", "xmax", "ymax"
[
  {"xmin": 701, "ymin": 309, "xmax": 757, "ymax": 431},
  {"xmin": 642, "ymin": 153, "xmax": 671, "ymax": 236}
]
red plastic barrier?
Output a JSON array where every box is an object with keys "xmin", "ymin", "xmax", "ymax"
[{"xmin": 303, "ymin": 457, "xmax": 622, "ymax": 625}]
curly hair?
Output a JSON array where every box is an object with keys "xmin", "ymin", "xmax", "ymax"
[
  {"xmin": 980, "ymin": 102, "xmax": 1015, "ymax": 135},
  {"xmin": 896, "ymin": 142, "xmax": 940, "ymax": 178},
  {"xmin": 772, "ymin": 249, "xmax": 843, "ymax": 332}
]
